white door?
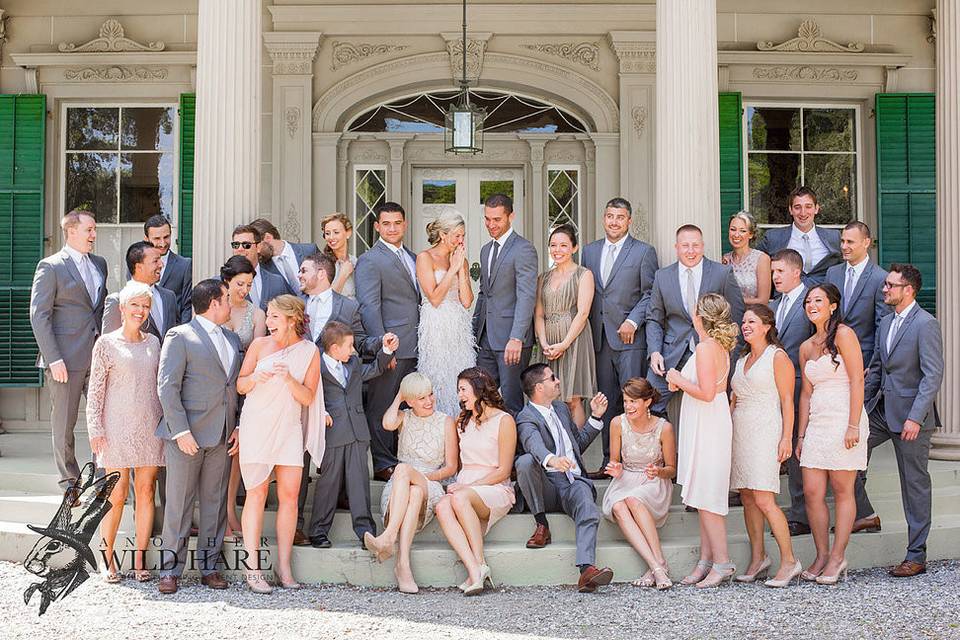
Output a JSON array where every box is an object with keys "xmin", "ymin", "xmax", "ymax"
[{"xmin": 411, "ymin": 167, "xmax": 523, "ymax": 283}]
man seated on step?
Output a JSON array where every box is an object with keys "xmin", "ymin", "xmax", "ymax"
[{"xmin": 514, "ymin": 363, "xmax": 615, "ymax": 593}]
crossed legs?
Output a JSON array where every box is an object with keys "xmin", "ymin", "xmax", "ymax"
[{"xmin": 367, "ymin": 463, "xmax": 430, "ymax": 592}]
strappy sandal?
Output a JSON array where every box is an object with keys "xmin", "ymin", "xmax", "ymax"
[
  {"xmin": 103, "ymin": 569, "xmax": 122, "ymax": 584},
  {"xmin": 631, "ymin": 569, "xmax": 655, "ymax": 587},
  {"xmin": 680, "ymin": 560, "xmax": 713, "ymax": 586},
  {"xmin": 134, "ymin": 569, "xmax": 152, "ymax": 582},
  {"xmin": 653, "ymin": 565, "xmax": 673, "ymax": 590}
]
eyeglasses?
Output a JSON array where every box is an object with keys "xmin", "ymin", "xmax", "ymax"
[
  {"xmin": 231, "ymin": 241, "xmax": 256, "ymax": 250},
  {"xmin": 882, "ymin": 280, "xmax": 908, "ymax": 290}
]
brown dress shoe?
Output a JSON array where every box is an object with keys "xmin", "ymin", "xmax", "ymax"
[
  {"xmin": 293, "ymin": 529, "xmax": 311, "ymax": 547},
  {"xmin": 577, "ymin": 565, "xmax": 614, "ymax": 593},
  {"xmin": 525, "ymin": 524, "xmax": 552, "ymax": 549},
  {"xmin": 586, "ymin": 470, "xmax": 609, "ymax": 480},
  {"xmin": 889, "ymin": 560, "xmax": 926, "ymax": 577},
  {"xmin": 158, "ymin": 576, "xmax": 179, "ymax": 594},
  {"xmin": 851, "ymin": 515, "xmax": 882, "ymax": 534},
  {"xmin": 372, "ymin": 467, "xmax": 395, "ymax": 482},
  {"xmin": 201, "ymin": 571, "xmax": 229, "ymax": 589}
]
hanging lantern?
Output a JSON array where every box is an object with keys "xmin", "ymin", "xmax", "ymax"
[{"xmin": 444, "ymin": 0, "xmax": 485, "ymax": 155}]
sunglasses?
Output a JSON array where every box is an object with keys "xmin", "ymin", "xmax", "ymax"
[
  {"xmin": 231, "ymin": 241, "xmax": 256, "ymax": 250},
  {"xmin": 540, "ymin": 373, "xmax": 558, "ymax": 383}
]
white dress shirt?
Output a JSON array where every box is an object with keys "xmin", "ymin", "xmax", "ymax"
[
  {"xmin": 158, "ymin": 251, "xmax": 170, "ymax": 283},
  {"xmin": 530, "ymin": 401, "xmax": 602, "ymax": 475},
  {"xmin": 379, "ymin": 238, "xmax": 417, "ymax": 286},
  {"xmin": 601, "ymin": 235, "xmax": 628, "ymax": 281},
  {"xmin": 886, "ymin": 300, "xmax": 916, "ymax": 353},
  {"xmin": 788, "ymin": 224, "xmax": 830, "ymax": 270},
  {"xmin": 273, "ymin": 241, "xmax": 302, "ymax": 294},
  {"xmin": 487, "ymin": 227, "xmax": 514, "ymax": 278},
  {"xmin": 307, "ymin": 288, "xmax": 334, "ymax": 342},
  {"xmin": 149, "ymin": 283, "xmax": 165, "ymax": 328},
  {"xmin": 172, "ymin": 314, "xmax": 233, "ymax": 440},
  {"xmin": 322, "ymin": 352, "xmax": 348, "ymax": 386},
  {"xmin": 776, "ymin": 282, "xmax": 806, "ymax": 330},
  {"xmin": 678, "ymin": 259, "xmax": 704, "ymax": 314},
  {"xmin": 842, "ymin": 256, "xmax": 870, "ymax": 306},
  {"xmin": 63, "ymin": 243, "xmax": 102, "ymax": 297}
]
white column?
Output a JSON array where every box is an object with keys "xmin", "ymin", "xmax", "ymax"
[
  {"xmin": 264, "ymin": 32, "xmax": 322, "ymax": 242},
  {"xmin": 385, "ymin": 137, "xmax": 407, "ymax": 208},
  {"xmin": 193, "ymin": 0, "xmax": 261, "ymax": 278},
  {"xmin": 592, "ymin": 133, "xmax": 621, "ymax": 239},
  {"xmin": 313, "ymin": 133, "xmax": 340, "ymax": 233},
  {"xmin": 525, "ymin": 139, "xmax": 546, "ymax": 266},
  {"xmin": 933, "ymin": 0, "xmax": 960, "ymax": 460},
  {"xmin": 654, "ymin": 0, "xmax": 720, "ymax": 258}
]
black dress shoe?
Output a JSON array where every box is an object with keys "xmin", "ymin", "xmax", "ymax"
[
  {"xmin": 372, "ymin": 467, "xmax": 395, "ymax": 482},
  {"xmin": 310, "ymin": 534, "xmax": 332, "ymax": 549},
  {"xmin": 787, "ymin": 521, "xmax": 811, "ymax": 536}
]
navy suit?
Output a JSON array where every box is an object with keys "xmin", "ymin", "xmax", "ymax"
[{"xmin": 757, "ymin": 225, "xmax": 841, "ymax": 286}]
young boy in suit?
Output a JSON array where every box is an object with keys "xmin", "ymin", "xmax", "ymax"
[{"xmin": 308, "ymin": 320, "xmax": 398, "ymax": 548}]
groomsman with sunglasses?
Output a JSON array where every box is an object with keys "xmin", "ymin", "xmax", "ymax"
[{"xmin": 230, "ymin": 225, "xmax": 294, "ymax": 311}]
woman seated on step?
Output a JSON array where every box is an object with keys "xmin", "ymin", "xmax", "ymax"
[
  {"xmin": 364, "ymin": 373, "xmax": 459, "ymax": 594},
  {"xmin": 435, "ymin": 367, "xmax": 517, "ymax": 596},
  {"xmin": 602, "ymin": 378, "xmax": 676, "ymax": 590}
]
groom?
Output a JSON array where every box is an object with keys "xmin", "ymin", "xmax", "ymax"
[{"xmin": 156, "ymin": 279, "xmax": 241, "ymax": 594}]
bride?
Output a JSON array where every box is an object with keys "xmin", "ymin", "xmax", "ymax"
[{"xmin": 415, "ymin": 211, "xmax": 477, "ymax": 416}]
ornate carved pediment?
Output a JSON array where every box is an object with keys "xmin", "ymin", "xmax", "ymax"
[
  {"xmin": 521, "ymin": 42, "xmax": 600, "ymax": 71},
  {"xmin": 607, "ymin": 32, "xmax": 655, "ymax": 74},
  {"xmin": 757, "ymin": 20, "xmax": 864, "ymax": 53},
  {"xmin": 752, "ymin": 65, "xmax": 859, "ymax": 82},
  {"xmin": 441, "ymin": 32, "xmax": 492, "ymax": 82},
  {"xmin": 59, "ymin": 19, "xmax": 165, "ymax": 53},
  {"xmin": 264, "ymin": 32, "xmax": 322, "ymax": 75},
  {"xmin": 64, "ymin": 66, "xmax": 168, "ymax": 81},
  {"xmin": 332, "ymin": 42, "xmax": 408, "ymax": 70}
]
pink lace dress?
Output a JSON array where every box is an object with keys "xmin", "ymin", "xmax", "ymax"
[
  {"xmin": 85, "ymin": 331, "xmax": 165, "ymax": 469},
  {"xmin": 456, "ymin": 411, "xmax": 516, "ymax": 532}
]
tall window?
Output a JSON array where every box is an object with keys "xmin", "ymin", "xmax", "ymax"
[
  {"xmin": 547, "ymin": 165, "xmax": 581, "ymax": 239},
  {"xmin": 64, "ymin": 106, "xmax": 177, "ymax": 223},
  {"xmin": 745, "ymin": 104, "xmax": 860, "ymax": 226},
  {"xmin": 353, "ymin": 166, "xmax": 387, "ymax": 254}
]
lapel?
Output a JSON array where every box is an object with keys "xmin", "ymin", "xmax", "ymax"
[
  {"xmin": 782, "ymin": 286, "xmax": 808, "ymax": 330},
  {"xmin": 329, "ymin": 291, "xmax": 345, "ymax": 323},
  {"xmin": 846, "ymin": 261, "xmax": 874, "ymax": 309},
  {"xmin": 551, "ymin": 401, "xmax": 580, "ymax": 456},
  {"xmin": 59, "ymin": 250, "xmax": 94, "ymax": 310},
  {"xmin": 529, "ymin": 406, "xmax": 558, "ymax": 451},
  {"xmin": 490, "ymin": 232, "xmax": 519, "ymax": 285},
  {"xmin": 887, "ymin": 304, "xmax": 920, "ymax": 356},
  {"xmin": 816, "ymin": 226, "xmax": 838, "ymax": 253},
  {"xmin": 189, "ymin": 319, "xmax": 228, "ymax": 378},
  {"xmin": 604, "ymin": 236, "xmax": 635, "ymax": 289},
  {"xmin": 378, "ymin": 242, "xmax": 418, "ymax": 295},
  {"xmin": 666, "ymin": 263, "xmax": 689, "ymax": 320},
  {"xmin": 160, "ymin": 253, "xmax": 178, "ymax": 289},
  {"xmin": 320, "ymin": 355, "xmax": 346, "ymax": 389}
]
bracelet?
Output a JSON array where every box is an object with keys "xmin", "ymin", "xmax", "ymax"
[{"xmin": 846, "ymin": 424, "xmax": 860, "ymax": 430}]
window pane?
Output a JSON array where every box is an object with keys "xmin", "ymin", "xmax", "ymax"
[
  {"xmin": 67, "ymin": 107, "xmax": 119, "ymax": 151},
  {"xmin": 480, "ymin": 180, "xmax": 513, "ymax": 204},
  {"xmin": 65, "ymin": 153, "xmax": 118, "ymax": 223},
  {"xmin": 120, "ymin": 152, "xmax": 174, "ymax": 223},
  {"xmin": 803, "ymin": 108, "xmax": 856, "ymax": 152},
  {"xmin": 747, "ymin": 107, "xmax": 801, "ymax": 151},
  {"xmin": 422, "ymin": 180, "xmax": 456, "ymax": 204},
  {"xmin": 121, "ymin": 107, "xmax": 176, "ymax": 151},
  {"xmin": 547, "ymin": 169, "xmax": 580, "ymax": 232},
  {"xmin": 748, "ymin": 153, "xmax": 800, "ymax": 224},
  {"xmin": 355, "ymin": 169, "xmax": 386, "ymax": 254},
  {"xmin": 804, "ymin": 153, "xmax": 857, "ymax": 225}
]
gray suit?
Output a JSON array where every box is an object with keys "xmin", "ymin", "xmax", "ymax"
[
  {"xmin": 102, "ymin": 284, "xmax": 179, "ymax": 342},
  {"xmin": 253, "ymin": 266, "xmax": 295, "ymax": 312},
  {"xmin": 473, "ymin": 231, "xmax": 539, "ymax": 414},
  {"xmin": 581, "ymin": 236, "xmax": 658, "ymax": 463},
  {"xmin": 770, "ymin": 287, "xmax": 813, "ymax": 525},
  {"xmin": 156, "ymin": 319, "xmax": 241, "ymax": 578},
  {"xmin": 826, "ymin": 261, "xmax": 891, "ymax": 368},
  {"xmin": 854, "ymin": 304, "xmax": 944, "ymax": 563},
  {"xmin": 307, "ymin": 350, "xmax": 392, "ymax": 540},
  {"xmin": 757, "ymin": 225, "xmax": 842, "ymax": 286},
  {"xmin": 126, "ymin": 251, "xmax": 193, "ymax": 321},
  {"xmin": 355, "ymin": 241, "xmax": 421, "ymax": 471},
  {"xmin": 515, "ymin": 401, "xmax": 602, "ymax": 567},
  {"xmin": 29, "ymin": 249, "xmax": 108, "ymax": 490},
  {"xmin": 309, "ymin": 291, "xmax": 381, "ymax": 358},
  {"xmin": 262, "ymin": 241, "xmax": 320, "ymax": 292},
  {"xmin": 644, "ymin": 258, "xmax": 745, "ymax": 415}
]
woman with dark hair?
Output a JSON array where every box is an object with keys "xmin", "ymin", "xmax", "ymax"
[
  {"xmin": 220, "ymin": 255, "xmax": 267, "ymax": 539},
  {"xmin": 435, "ymin": 367, "xmax": 517, "ymax": 596},
  {"xmin": 602, "ymin": 378, "xmax": 676, "ymax": 590},
  {"xmin": 534, "ymin": 224, "xmax": 597, "ymax": 426},
  {"xmin": 796, "ymin": 283, "xmax": 868, "ymax": 585},
  {"xmin": 730, "ymin": 304, "xmax": 801, "ymax": 587}
]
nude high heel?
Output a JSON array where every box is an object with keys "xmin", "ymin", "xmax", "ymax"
[
  {"xmin": 735, "ymin": 556, "xmax": 772, "ymax": 583},
  {"xmin": 680, "ymin": 560, "xmax": 713, "ymax": 586},
  {"xmin": 815, "ymin": 560, "xmax": 849, "ymax": 585},
  {"xmin": 764, "ymin": 561, "xmax": 804, "ymax": 588},
  {"xmin": 695, "ymin": 562, "xmax": 736, "ymax": 589}
]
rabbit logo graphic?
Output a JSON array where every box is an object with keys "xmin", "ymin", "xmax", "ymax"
[{"xmin": 22, "ymin": 462, "xmax": 119, "ymax": 615}]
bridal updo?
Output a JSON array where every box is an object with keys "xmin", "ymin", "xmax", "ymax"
[
  {"xmin": 695, "ymin": 292, "xmax": 739, "ymax": 352},
  {"xmin": 426, "ymin": 211, "xmax": 465, "ymax": 246}
]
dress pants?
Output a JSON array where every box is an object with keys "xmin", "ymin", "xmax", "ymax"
[
  {"xmin": 853, "ymin": 403, "xmax": 933, "ymax": 563},
  {"xmin": 476, "ymin": 332, "xmax": 532, "ymax": 416},
  {"xmin": 514, "ymin": 453, "xmax": 600, "ymax": 567},
  {"xmin": 47, "ymin": 368, "xmax": 91, "ymax": 490},
  {"xmin": 365, "ymin": 357, "xmax": 415, "ymax": 472},
  {"xmin": 595, "ymin": 333, "xmax": 646, "ymax": 464},
  {"xmin": 309, "ymin": 441, "xmax": 375, "ymax": 540},
  {"xmin": 160, "ymin": 439, "xmax": 231, "ymax": 577},
  {"xmin": 785, "ymin": 383, "xmax": 808, "ymax": 525}
]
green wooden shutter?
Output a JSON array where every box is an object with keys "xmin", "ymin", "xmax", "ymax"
[
  {"xmin": 0, "ymin": 95, "xmax": 45, "ymax": 386},
  {"xmin": 178, "ymin": 93, "xmax": 196, "ymax": 259},
  {"xmin": 719, "ymin": 92, "xmax": 744, "ymax": 254},
  {"xmin": 876, "ymin": 93, "xmax": 936, "ymax": 313}
]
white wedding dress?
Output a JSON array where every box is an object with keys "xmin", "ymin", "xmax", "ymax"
[{"xmin": 417, "ymin": 269, "xmax": 477, "ymax": 417}]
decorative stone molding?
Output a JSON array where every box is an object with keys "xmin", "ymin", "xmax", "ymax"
[
  {"xmin": 757, "ymin": 20, "xmax": 864, "ymax": 53},
  {"xmin": 352, "ymin": 147, "xmax": 388, "ymax": 163},
  {"xmin": 631, "ymin": 106, "xmax": 648, "ymax": 138},
  {"xmin": 263, "ymin": 32, "xmax": 322, "ymax": 75},
  {"xmin": 928, "ymin": 8, "xmax": 937, "ymax": 44},
  {"xmin": 607, "ymin": 31, "xmax": 656, "ymax": 74},
  {"xmin": 285, "ymin": 107, "xmax": 301, "ymax": 138},
  {"xmin": 545, "ymin": 150, "xmax": 580, "ymax": 163},
  {"xmin": 331, "ymin": 42, "xmax": 408, "ymax": 70},
  {"xmin": 752, "ymin": 65, "xmax": 859, "ymax": 82},
  {"xmin": 0, "ymin": 10, "xmax": 9, "ymax": 65},
  {"xmin": 440, "ymin": 32, "xmax": 492, "ymax": 82},
  {"xmin": 64, "ymin": 66, "xmax": 169, "ymax": 81},
  {"xmin": 520, "ymin": 42, "xmax": 599, "ymax": 71},
  {"xmin": 285, "ymin": 203, "xmax": 302, "ymax": 242},
  {"xmin": 631, "ymin": 203, "xmax": 650, "ymax": 243},
  {"xmin": 59, "ymin": 19, "xmax": 164, "ymax": 53}
]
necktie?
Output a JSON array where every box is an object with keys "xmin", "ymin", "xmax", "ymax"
[
  {"xmin": 549, "ymin": 410, "xmax": 576, "ymax": 483},
  {"xmin": 776, "ymin": 296, "xmax": 789, "ymax": 329},
  {"xmin": 801, "ymin": 234, "xmax": 813, "ymax": 272},
  {"xmin": 338, "ymin": 361, "xmax": 349, "ymax": 387},
  {"xmin": 211, "ymin": 328, "xmax": 231, "ymax": 373},
  {"xmin": 489, "ymin": 241, "xmax": 501, "ymax": 281},
  {"xmin": 149, "ymin": 287, "xmax": 162, "ymax": 328},
  {"xmin": 685, "ymin": 268, "xmax": 697, "ymax": 319},
  {"xmin": 601, "ymin": 243, "xmax": 616, "ymax": 286},
  {"xmin": 395, "ymin": 248, "xmax": 416, "ymax": 286},
  {"xmin": 887, "ymin": 314, "xmax": 903, "ymax": 353},
  {"xmin": 283, "ymin": 255, "xmax": 301, "ymax": 293},
  {"xmin": 843, "ymin": 266, "xmax": 856, "ymax": 314},
  {"xmin": 80, "ymin": 255, "xmax": 98, "ymax": 304}
]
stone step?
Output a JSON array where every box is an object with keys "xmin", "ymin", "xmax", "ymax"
[{"xmin": 4, "ymin": 514, "xmax": 960, "ymax": 587}]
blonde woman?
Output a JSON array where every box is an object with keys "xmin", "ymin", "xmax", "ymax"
[
  {"xmin": 321, "ymin": 212, "xmax": 357, "ymax": 299},
  {"xmin": 666, "ymin": 292, "xmax": 739, "ymax": 588},
  {"xmin": 237, "ymin": 294, "xmax": 325, "ymax": 593},
  {"xmin": 365, "ymin": 373, "xmax": 459, "ymax": 594},
  {"xmin": 86, "ymin": 281, "xmax": 165, "ymax": 583},
  {"xmin": 722, "ymin": 211, "xmax": 772, "ymax": 304},
  {"xmin": 415, "ymin": 211, "xmax": 477, "ymax": 416}
]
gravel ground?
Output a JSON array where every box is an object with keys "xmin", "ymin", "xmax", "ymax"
[{"xmin": 0, "ymin": 560, "xmax": 958, "ymax": 640}]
